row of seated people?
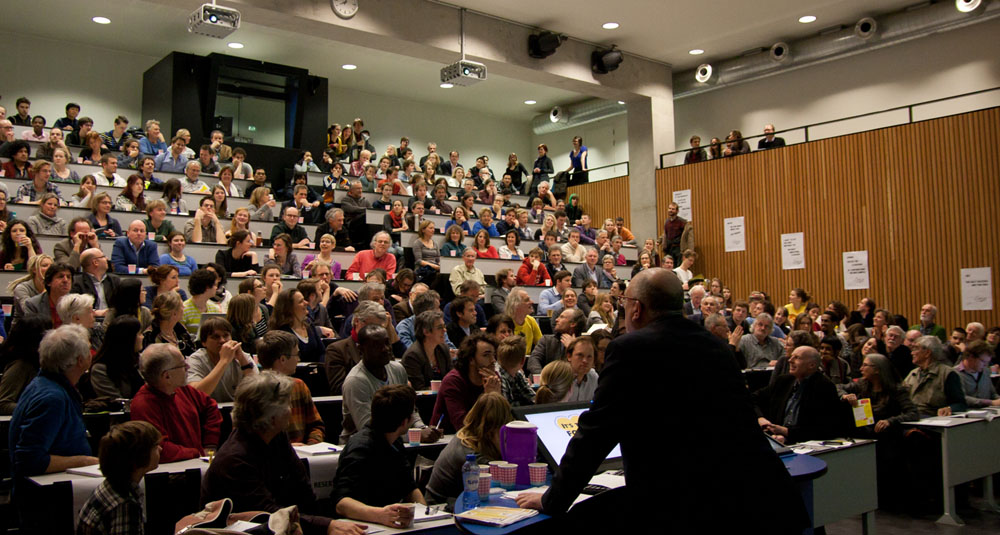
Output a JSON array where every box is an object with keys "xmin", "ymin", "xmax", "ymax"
[
  {"xmin": 678, "ymin": 281, "xmax": 999, "ymax": 511},
  {"xmin": 681, "ymin": 124, "xmax": 787, "ymax": 164}
]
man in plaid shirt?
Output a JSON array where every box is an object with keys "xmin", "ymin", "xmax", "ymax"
[
  {"xmin": 257, "ymin": 330, "xmax": 326, "ymax": 445},
  {"xmin": 77, "ymin": 421, "xmax": 162, "ymax": 535}
]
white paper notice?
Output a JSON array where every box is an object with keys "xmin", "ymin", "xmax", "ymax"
[
  {"xmin": 724, "ymin": 217, "xmax": 745, "ymax": 252},
  {"xmin": 672, "ymin": 190, "xmax": 692, "ymax": 221},
  {"xmin": 781, "ymin": 233, "xmax": 805, "ymax": 270},
  {"xmin": 961, "ymin": 267, "xmax": 993, "ymax": 311},
  {"xmin": 842, "ymin": 251, "xmax": 870, "ymax": 290}
]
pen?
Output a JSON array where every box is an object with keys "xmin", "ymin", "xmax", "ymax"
[{"xmin": 435, "ymin": 415, "xmax": 445, "ymax": 430}]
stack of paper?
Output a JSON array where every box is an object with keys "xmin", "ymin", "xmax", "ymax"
[
  {"xmin": 456, "ymin": 506, "xmax": 538, "ymax": 527},
  {"xmin": 293, "ymin": 442, "xmax": 340, "ymax": 456}
]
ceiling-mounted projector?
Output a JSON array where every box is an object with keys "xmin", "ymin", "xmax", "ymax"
[
  {"xmin": 188, "ymin": 3, "xmax": 241, "ymax": 39},
  {"xmin": 441, "ymin": 60, "xmax": 487, "ymax": 87}
]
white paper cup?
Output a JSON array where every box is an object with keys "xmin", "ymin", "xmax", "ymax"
[{"xmin": 396, "ymin": 503, "xmax": 415, "ymax": 528}]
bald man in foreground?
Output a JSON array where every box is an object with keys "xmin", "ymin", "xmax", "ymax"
[{"xmin": 516, "ymin": 268, "xmax": 809, "ymax": 532}]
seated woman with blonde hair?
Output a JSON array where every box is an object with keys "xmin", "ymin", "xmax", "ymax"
[
  {"xmin": 425, "ymin": 392, "xmax": 512, "ymax": 509},
  {"xmin": 535, "ymin": 360, "xmax": 574, "ymax": 404}
]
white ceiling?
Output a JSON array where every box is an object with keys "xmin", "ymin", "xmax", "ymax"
[
  {"xmin": 2, "ymin": 0, "xmax": 924, "ymax": 119},
  {"xmin": 445, "ymin": 0, "xmax": 919, "ymax": 70}
]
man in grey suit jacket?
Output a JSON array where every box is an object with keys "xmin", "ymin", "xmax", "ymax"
[
  {"xmin": 571, "ymin": 248, "xmax": 610, "ymax": 289},
  {"xmin": 52, "ymin": 218, "xmax": 99, "ymax": 269},
  {"xmin": 526, "ymin": 307, "xmax": 586, "ymax": 374},
  {"xmin": 17, "ymin": 262, "xmax": 75, "ymax": 327}
]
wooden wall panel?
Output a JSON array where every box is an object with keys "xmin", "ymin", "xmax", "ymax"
[
  {"xmin": 567, "ymin": 175, "xmax": 630, "ymax": 228},
  {"xmin": 655, "ymin": 108, "xmax": 1000, "ymax": 330}
]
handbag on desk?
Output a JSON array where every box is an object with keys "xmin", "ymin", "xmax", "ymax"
[{"xmin": 175, "ymin": 498, "xmax": 299, "ymax": 535}]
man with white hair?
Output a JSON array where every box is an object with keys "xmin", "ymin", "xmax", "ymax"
[
  {"xmin": 683, "ymin": 284, "xmax": 705, "ymax": 317},
  {"xmin": 738, "ymin": 313, "xmax": 784, "ymax": 370},
  {"xmin": 9, "ymin": 325, "xmax": 98, "ymax": 502},
  {"xmin": 181, "ymin": 159, "xmax": 209, "ymax": 193},
  {"xmin": 910, "ymin": 303, "xmax": 946, "ymax": 343},
  {"xmin": 883, "ymin": 325, "xmax": 913, "ymax": 381},
  {"xmin": 754, "ymin": 346, "xmax": 842, "ymax": 444},
  {"xmin": 345, "ymin": 231, "xmax": 396, "ymax": 280},
  {"xmin": 130, "ymin": 343, "xmax": 222, "ymax": 462},
  {"xmin": 903, "ymin": 329, "xmax": 922, "ymax": 349},
  {"xmin": 965, "ymin": 322, "xmax": 986, "ymax": 344}
]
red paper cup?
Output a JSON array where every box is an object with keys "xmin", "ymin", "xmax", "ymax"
[
  {"xmin": 528, "ymin": 463, "xmax": 548, "ymax": 486},
  {"xmin": 407, "ymin": 428, "xmax": 421, "ymax": 446},
  {"xmin": 478, "ymin": 473, "xmax": 492, "ymax": 500}
]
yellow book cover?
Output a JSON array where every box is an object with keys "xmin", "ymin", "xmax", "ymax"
[{"xmin": 853, "ymin": 398, "xmax": 874, "ymax": 427}]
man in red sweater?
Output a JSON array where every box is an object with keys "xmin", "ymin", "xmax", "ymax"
[
  {"xmin": 345, "ymin": 231, "xmax": 397, "ymax": 280},
  {"xmin": 131, "ymin": 343, "xmax": 222, "ymax": 463}
]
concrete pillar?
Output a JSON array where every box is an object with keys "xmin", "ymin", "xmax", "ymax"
[{"xmin": 625, "ymin": 93, "xmax": 673, "ymax": 242}]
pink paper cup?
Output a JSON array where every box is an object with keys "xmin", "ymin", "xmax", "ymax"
[
  {"xmin": 478, "ymin": 473, "xmax": 492, "ymax": 500},
  {"xmin": 528, "ymin": 463, "xmax": 548, "ymax": 486},
  {"xmin": 478, "ymin": 464, "xmax": 491, "ymax": 474},
  {"xmin": 430, "ymin": 380, "xmax": 442, "ymax": 392},
  {"xmin": 407, "ymin": 428, "xmax": 421, "ymax": 446},
  {"xmin": 488, "ymin": 460, "xmax": 505, "ymax": 480},
  {"xmin": 498, "ymin": 463, "xmax": 518, "ymax": 489}
]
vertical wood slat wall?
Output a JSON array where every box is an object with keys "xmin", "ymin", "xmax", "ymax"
[
  {"xmin": 567, "ymin": 175, "xmax": 631, "ymax": 228},
  {"xmin": 654, "ymin": 108, "xmax": 1000, "ymax": 330}
]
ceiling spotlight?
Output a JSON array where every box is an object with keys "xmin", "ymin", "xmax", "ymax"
[
  {"xmin": 528, "ymin": 31, "xmax": 565, "ymax": 59},
  {"xmin": 798, "ymin": 15, "xmax": 817, "ymax": 23},
  {"xmin": 955, "ymin": 0, "xmax": 982, "ymax": 12},
  {"xmin": 92, "ymin": 16, "xmax": 111, "ymax": 24},
  {"xmin": 602, "ymin": 22, "xmax": 620, "ymax": 30},
  {"xmin": 341, "ymin": 64, "xmax": 357, "ymax": 70},
  {"xmin": 227, "ymin": 42, "xmax": 244, "ymax": 49},
  {"xmin": 524, "ymin": 100, "xmax": 537, "ymax": 105},
  {"xmin": 694, "ymin": 64, "xmax": 713, "ymax": 83},
  {"xmin": 440, "ymin": 83, "xmax": 454, "ymax": 89},
  {"xmin": 591, "ymin": 46, "xmax": 623, "ymax": 74},
  {"xmin": 688, "ymin": 49, "xmax": 704, "ymax": 55},
  {"xmin": 617, "ymin": 101, "xmax": 625, "ymax": 105}
]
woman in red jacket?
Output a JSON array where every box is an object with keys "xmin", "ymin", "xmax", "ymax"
[{"xmin": 516, "ymin": 247, "xmax": 551, "ymax": 286}]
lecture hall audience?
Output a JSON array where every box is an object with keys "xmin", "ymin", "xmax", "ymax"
[{"xmin": 3, "ymin": 97, "xmax": 1000, "ymax": 533}]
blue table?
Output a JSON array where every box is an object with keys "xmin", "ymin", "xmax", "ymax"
[
  {"xmin": 452, "ymin": 486, "xmax": 550, "ymax": 535},
  {"xmin": 451, "ymin": 454, "xmax": 826, "ymax": 534}
]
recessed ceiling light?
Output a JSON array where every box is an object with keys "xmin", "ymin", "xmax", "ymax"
[
  {"xmin": 602, "ymin": 22, "xmax": 619, "ymax": 30},
  {"xmin": 440, "ymin": 83, "xmax": 454, "ymax": 89},
  {"xmin": 688, "ymin": 49, "xmax": 704, "ymax": 55},
  {"xmin": 92, "ymin": 16, "xmax": 111, "ymax": 24},
  {"xmin": 798, "ymin": 15, "xmax": 817, "ymax": 23},
  {"xmin": 227, "ymin": 42, "xmax": 244, "ymax": 49},
  {"xmin": 617, "ymin": 100, "xmax": 625, "ymax": 105},
  {"xmin": 341, "ymin": 64, "xmax": 357, "ymax": 70},
  {"xmin": 524, "ymin": 100, "xmax": 537, "ymax": 105}
]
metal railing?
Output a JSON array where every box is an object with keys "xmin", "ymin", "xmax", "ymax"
[
  {"xmin": 571, "ymin": 161, "xmax": 630, "ymax": 183},
  {"xmin": 659, "ymin": 86, "xmax": 1000, "ymax": 169}
]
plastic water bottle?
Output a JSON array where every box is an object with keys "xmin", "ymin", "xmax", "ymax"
[{"xmin": 462, "ymin": 453, "xmax": 479, "ymax": 510}]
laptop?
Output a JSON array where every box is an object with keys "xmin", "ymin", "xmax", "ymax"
[{"xmin": 512, "ymin": 402, "xmax": 623, "ymax": 473}]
